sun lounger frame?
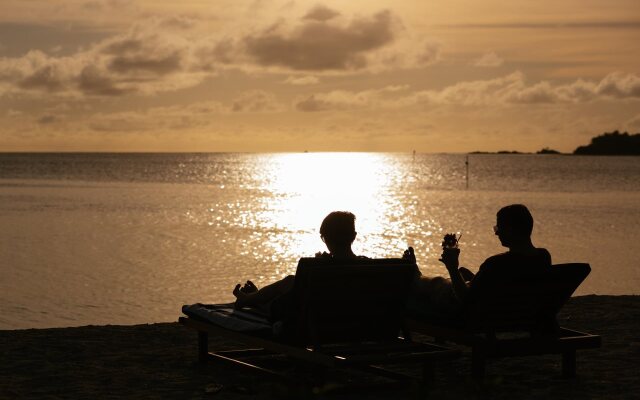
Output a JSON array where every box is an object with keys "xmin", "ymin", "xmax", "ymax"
[
  {"xmin": 406, "ymin": 263, "xmax": 601, "ymax": 378},
  {"xmin": 180, "ymin": 258, "xmax": 459, "ymax": 386}
]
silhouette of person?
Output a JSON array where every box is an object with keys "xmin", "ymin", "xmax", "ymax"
[
  {"xmin": 407, "ymin": 204, "xmax": 552, "ymax": 317},
  {"xmin": 232, "ymin": 211, "xmax": 363, "ymax": 310}
]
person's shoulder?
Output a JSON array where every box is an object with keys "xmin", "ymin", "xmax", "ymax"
[
  {"xmin": 535, "ymin": 248, "xmax": 552, "ymax": 265},
  {"xmin": 480, "ymin": 252, "xmax": 510, "ymax": 268}
]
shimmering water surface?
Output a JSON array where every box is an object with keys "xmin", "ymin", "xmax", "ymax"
[{"xmin": 1, "ymin": 153, "xmax": 639, "ymax": 329}]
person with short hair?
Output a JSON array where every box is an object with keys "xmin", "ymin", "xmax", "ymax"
[
  {"xmin": 408, "ymin": 204, "xmax": 551, "ymax": 316},
  {"xmin": 232, "ymin": 211, "xmax": 362, "ymax": 309}
]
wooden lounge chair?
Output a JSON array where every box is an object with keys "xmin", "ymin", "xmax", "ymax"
[
  {"xmin": 406, "ymin": 263, "xmax": 601, "ymax": 378},
  {"xmin": 180, "ymin": 257, "xmax": 458, "ymax": 388}
]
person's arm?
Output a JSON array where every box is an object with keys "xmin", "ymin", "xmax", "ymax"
[
  {"xmin": 439, "ymin": 248, "xmax": 469, "ymax": 302},
  {"xmin": 233, "ymin": 275, "xmax": 295, "ymax": 308}
]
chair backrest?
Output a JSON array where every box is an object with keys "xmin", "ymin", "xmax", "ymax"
[
  {"xmin": 288, "ymin": 257, "xmax": 416, "ymax": 346},
  {"xmin": 463, "ymin": 263, "xmax": 591, "ymax": 333}
]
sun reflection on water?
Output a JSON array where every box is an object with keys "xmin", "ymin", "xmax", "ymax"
[
  {"xmin": 192, "ymin": 152, "xmax": 461, "ymax": 285},
  {"xmin": 251, "ymin": 153, "xmax": 420, "ymax": 273}
]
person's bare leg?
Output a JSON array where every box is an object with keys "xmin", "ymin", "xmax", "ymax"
[
  {"xmin": 233, "ymin": 275, "xmax": 295, "ymax": 308},
  {"xmin": 458, "ymin": 267, "xmax": 475, "ymax": 282}
]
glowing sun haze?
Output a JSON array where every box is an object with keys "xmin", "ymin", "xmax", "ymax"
[{"xmin": 1, "ymin": 0, "xmax": 639, "ymax": 152}]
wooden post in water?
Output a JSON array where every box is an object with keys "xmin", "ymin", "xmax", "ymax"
[{"xmin": 465, "ymin": 155, "xmax": 469, "ymax": 189}]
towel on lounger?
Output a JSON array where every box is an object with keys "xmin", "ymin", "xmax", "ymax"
[{"xmin": 182, "ymin": 303, "xmax": 272, "ymax": 332}]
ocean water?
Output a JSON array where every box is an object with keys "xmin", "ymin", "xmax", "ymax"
[{"xmin": 1, "ymin": 153, "xmax": 639, "ymax": 329}]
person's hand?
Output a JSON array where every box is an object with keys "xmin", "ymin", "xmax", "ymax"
[
  {"xmin": 439, "ymin": 247, "xmax": 460, "ymax": 271},
  {"xmin": 402, "ymin": 246, "xmax": 416, "ymax": 263}
]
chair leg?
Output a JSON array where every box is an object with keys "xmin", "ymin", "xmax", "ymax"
[
  {"xmin": 562, "ymin": 350, "xmax": 576, "ymax": 378},
  {"xmin": 471, "ymin": 347, "xmax": 485, "ymax": 378},
  {"xmin": 198, "ymin": 330, "xmax": 209, "ymax": 363}
]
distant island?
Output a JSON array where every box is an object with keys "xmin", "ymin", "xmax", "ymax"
[
  {"xmin": 469, "ymin": 149, "xmax": 562, "ymax": 155},
  {"xmin": 469, "ymin": 130, "xmax": 640, "ymax": 156},
  {"xmin": 573, "ymin": 131, "xmax": 640, "ymax": 155}
]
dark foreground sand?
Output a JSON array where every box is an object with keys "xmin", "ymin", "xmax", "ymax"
[{"xmin": 1, "ymin": 295, "xmax": 639, "ymax": 399}]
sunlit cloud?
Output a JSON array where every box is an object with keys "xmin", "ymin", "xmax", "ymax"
[
  {"xmin": 283, "ymin": 75, "xmax": 319, "ymax": 85},
  {"xmin": 626, "ymin": 114, "xmax": 640, "ymax": 131},
  {"xmin": 293, "ymin": 72, "xmax": 640, "ymax": 112},
  {"xmin": 294, "ymin": 85, "xmax": 410, "ymax": 111},
  {"xmin": 406, "ymin": 71, "xmax": 640, "ymax": 106},
  {"xmin": 231, "ymin": 90, "xmax": 283, "ymax": 112},
  {"xmin": 472, "ymin": 52, "xmax": 504, "ymax": 67}
]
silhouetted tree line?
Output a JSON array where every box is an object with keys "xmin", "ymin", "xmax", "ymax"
[{"xmin": 573, "ymin": 131, "xmax": 640, "ymax": 155}]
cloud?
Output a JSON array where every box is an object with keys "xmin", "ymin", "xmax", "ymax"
[
  {"xmin": 88, "ymin": 111, "xmax": 153, "ymax": 132},
  {"xmin": 473, "ymin": 52, "xmax": 504, "ymax": 67},
  {"xmin": 86, "ymin": 96, "xmax": 274, "ymax": 134},
  {"xmin": 595, "ymin": 72, "xmax": 640, "ymax": 98},
  {"xmin": 362, "ymin": 39, "xmax": 442, "ymax": 72},
  {"xmin": 415, "ymin": 41, "xmax": 442, "ymax": 66},
  {"xmin": 294, "ymin": 94, "xmax": 332, "ymax": 112},
  {"xmin": 303, "ymin": 5, "xmax": 340, "ymax": 21},
  {"xmin": 283, "ymin": 75, "xmax": 319, "ymax": 85},
  {"xmin": 99, "ymin": 28, "xmax": 187, "ymax": 76},
  {"xmin": 86, "ymin": 101, "xmax": 226, "ymax": 132},
  {"xmin": 293, "ymin": 72, "xmax": 640, "ymax": 112},
  {"xmin": 626, "ymin": 114, "xmax": 640, "ymax": 131},
  {"xmin": 243, "ymin": 10, "xmax": 397, "ymax": 71},
  {"xmin": 231, "ymin": 90, "xmax": 282, "ymax": 112},
  {"xmin": 294, "ymin": 85, "xmax": 409, "ymax": 111},
  {"xmin": 78, "ymin": 65, "xmax": 131, "ymax": 96},
  {"xmin": 0, "ymin": 18, "xmax": 206, "ymax": 97},
  {"xmin": 37, "ymin": 114, "xmax": 57, "ymax": 124},
  {"xmin": 81, "ymin": 0, "xmax": 133, "ymax": 12},
  {"xmin": 18, "ymin": 63, "xmax": 66, "ymax": 92},
  {"xmin": 0, "ymin": 7, "xmax": 440, "ymax": 99},
  {"xmin": 0, "ymin": 50, "xmax": 79, "ymax": 94},
  {"xmin": 409, "ymin": 71, "xmax": 640, "ymax": 106}
]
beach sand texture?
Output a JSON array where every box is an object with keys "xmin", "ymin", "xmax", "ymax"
[{"xmin": 1, "ymin": 295, "xmax": 638, "ymax": 399}]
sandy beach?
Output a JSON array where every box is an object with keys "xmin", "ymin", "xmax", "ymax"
[{"xmin": 1, "ymin": 295, "xmax": 638, "ymax": 399}]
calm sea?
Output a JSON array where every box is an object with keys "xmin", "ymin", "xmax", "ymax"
[{"xmin": 1, "ymin": 153, "xmax": 639, "ymax": 329}]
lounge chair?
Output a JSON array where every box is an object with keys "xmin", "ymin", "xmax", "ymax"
[
  {"xmin": 180, "ymin": 257, "xmax": 458, "ymax": 388},
  {"xmin": 405, "ymin": 263, "xmax": 601, "ymax": 378}
]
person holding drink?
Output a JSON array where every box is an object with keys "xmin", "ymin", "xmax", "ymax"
[{"xmin": 406, "ymin": 204, "xmax": 552, "ymax": 318}]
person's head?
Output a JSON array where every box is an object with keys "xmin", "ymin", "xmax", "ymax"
[
  {"xmin": 494, "ymin": 204, "xmax": 534, "ymax": 247},
  {"xmin": 320, "ymin": 211, "xmax": 357, "ymax": 254}
]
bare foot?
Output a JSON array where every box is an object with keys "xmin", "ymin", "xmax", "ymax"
[
  {"xmin": 233, "ymin": 284, "xmax": 250, "ymax": 308},
  {"xmin": 241, "ymin": 280, "xmax": 258, "ymax": 294}
]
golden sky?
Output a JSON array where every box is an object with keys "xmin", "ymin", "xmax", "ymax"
[{"xmin": 1, "ymin": 0, "xmax": 639, "ymax": 152}]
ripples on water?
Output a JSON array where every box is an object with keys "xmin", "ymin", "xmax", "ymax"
[{"xmin": 1, "ymin": 153, "xmax": 639, "ymax": 329}]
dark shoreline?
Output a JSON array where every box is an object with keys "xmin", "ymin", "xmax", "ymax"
[{"xmin": 1, "ymin": 295, "xmax": 638, "ymax": 399}]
